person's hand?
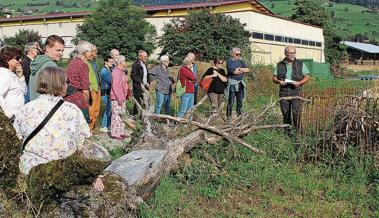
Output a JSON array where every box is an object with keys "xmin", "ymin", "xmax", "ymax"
[
  {"xmin": 279, "ymin": 80, "xmax": 286, "ymax": 86},
  {"xmin": 212, "ymin": 71, "xmax": 218, "ymax": 77},
  {"xmin": 15, "ymin": 65, "xmax": 23, "ymax": 78},
  {"xmin": 93, "ymin": 176, "xmax": 104, "ymax": 192},
  {"xmin": 293, "ymin": 81, "xmax": 301, "ymax": 88}
]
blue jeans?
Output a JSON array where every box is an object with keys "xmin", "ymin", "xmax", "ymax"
[
  {"xmin": 24, "ymin": 85, "xmax": 30, "ymax": 103},
  {"xmin": 164, "ymin": 94, "xmax": 171, "ymax": 115},
  {"xmin": 178, "ymin": 93, "xmax": 194, "ymax": 118},
  {"xmin": 101, "ymin": 95, "xmax": 112, "ymax": 128},
  {"xmin": 155, "ymin": 91, "xmax": 171, "ymax": 115},
  {"xmin": 227, "ymin": 83, "xmax": 244, "ymax": 117}
]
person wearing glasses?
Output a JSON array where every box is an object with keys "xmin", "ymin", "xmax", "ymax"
[
  {"xmin": 0, "ymin": 46, "xmax": 27, "ymax": 120},
  {"xmin": 225, "ymin": 47, "xmax": 249, "ymax": 121},
  {"xmin": 149, "ymin": 55, "xmax": 174, "ymax": 115},
  {"xmin": 272, "ymin": 45, "xmax": 310, "ymax": 135},
  {"xmin": 177, "ymin": 57, "xmax": 197, "ymax": 118},
  {"xmin": 202, "ymin": 57, "xmax": 227, "ymax": 110}
]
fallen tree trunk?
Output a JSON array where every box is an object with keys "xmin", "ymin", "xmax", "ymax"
[{"xmin": 30, "ymin": 90, "xmax": 301, "ymax": 217}]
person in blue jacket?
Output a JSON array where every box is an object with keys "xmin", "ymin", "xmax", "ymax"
[{"xmin": 99, "ymin": 55, "xmax": 114, "ymax": 133}]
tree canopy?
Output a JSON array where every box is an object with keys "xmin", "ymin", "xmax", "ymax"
[
  {"xmin": 75, "ymin": 0, "xmax": 157, "ymax": 60},
  {"xmin": 159, "ymin": 10, "xmax": 251, "ymax": 65},
  {"xmin": 0, "ymin": 29, "xmax": 42, "ymax": 53}
]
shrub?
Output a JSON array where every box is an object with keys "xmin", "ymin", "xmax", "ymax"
[
  {"xmin": 159, "ymin": 10, "xmax": 251, "ymax": 65},
  {"xmin": 75, "ymin": 0, "xmax": 156, "ymax": 60}
]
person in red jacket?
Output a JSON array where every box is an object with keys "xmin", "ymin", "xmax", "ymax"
[{"xmin": 178, "ymin": 57, "xmax": 197, "ymax": 118}]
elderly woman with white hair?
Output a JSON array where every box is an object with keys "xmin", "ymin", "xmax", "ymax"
[
  {"xmin": 110, "ymin": 55, "xmax": 129, "ymax": 140},
  {"xmin": 149, "ymin": 55, "xmax": 173, "ymax": 114},
  {"xmin": 64, "ymin": 41, "xmax": 92, "ymax": 122}
]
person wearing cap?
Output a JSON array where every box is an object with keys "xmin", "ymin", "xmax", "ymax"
[{"xmin": 149, "ymin": 55, "xmax": 173, "ymax": 114}]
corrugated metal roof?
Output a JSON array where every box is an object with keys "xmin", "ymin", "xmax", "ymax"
[
  {"xmin": 341, "ymin": 41, "xmax": 379, "ymax": 54},
  {"xmin": 144, "ymin": 0, "xmax": 273, "ymax": 15}
]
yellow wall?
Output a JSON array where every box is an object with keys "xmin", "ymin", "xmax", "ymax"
[
  {"xmin": 251, "ymin": 42, "xmax": 323, "ymax": 65},
  {"xmin": 0, "ymin": 18, "xmax": 84, "ymax": 27},
  {"xmin": 151, "ymin": 2, "xmax": 261, "ymax": 17}
]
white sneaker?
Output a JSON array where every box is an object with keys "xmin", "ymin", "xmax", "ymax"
[{"xmin": 99, "ymin": 127, "xmax": 108, "ymax": 133}]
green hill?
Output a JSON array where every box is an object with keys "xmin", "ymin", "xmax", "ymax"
[{"xmin": 260, "ymin": 0, "xmax": 379, "ymax": 41}]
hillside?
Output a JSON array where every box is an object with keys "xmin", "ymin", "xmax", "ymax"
[
  {"xmin": 1, "ymin": 0, "xmax": 378, "ymax": 41},
  {"xmin": 260, "ymin": 0, "xmax": 379, "ymax": 41}
]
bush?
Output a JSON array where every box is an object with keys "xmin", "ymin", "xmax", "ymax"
[
  {"xmin": 344, "ymin": 7, "xmax": 349, "ymax": 12},
  {"xmin": 75, "ymin": 0, "xmax": 156, "ymax": 60},
  {"xmin": 0, "ymin": 29, "xmax": 42, "ymax": 52},
  {"xmin": 159, "ymin": 10, "xmax": 251, "ymax": 65}
]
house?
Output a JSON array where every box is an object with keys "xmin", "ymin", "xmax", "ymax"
[{"xmin": 0, "ymin": 0, "xmax": 325, "ymax": 64}]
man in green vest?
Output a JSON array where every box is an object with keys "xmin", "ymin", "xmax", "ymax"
[{"xmin": 272, "ymin": 46, "xmax": 310, "ymax": 134}]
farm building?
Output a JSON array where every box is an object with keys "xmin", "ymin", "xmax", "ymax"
[
  {"xmin": 341, "ymin": 41, "xmax": 379, "ymax": 65},
  {"xmin": 0, "ymin": 0, "xmax": 325, "ymax": 64}
]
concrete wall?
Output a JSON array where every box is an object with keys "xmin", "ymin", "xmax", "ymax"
[{"xmin": 0, "ymin": 20, "xmax": 81, "ymax": 58}]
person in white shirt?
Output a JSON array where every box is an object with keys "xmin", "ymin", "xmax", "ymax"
[{"xmin": 0, "ymin": 46, "xmax": 27, "ymax": 120}]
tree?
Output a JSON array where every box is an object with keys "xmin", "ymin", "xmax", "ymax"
[
  {"xmin": 291, "ymin": 0, "xmax": 348, "ymax": 67},
  {"xmin": 75, "ymin": 0, "xmax": 156, "ymax": 60},
  {"xmin": 159, "ymin": 10, "xmax": 251, "ymax": 65},
  {"xmin": 0, "ymin": 29, "xmax": 42, "ymax": 52}
]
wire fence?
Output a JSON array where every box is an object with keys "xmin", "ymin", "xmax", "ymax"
[{"xmin": 298, "ymin": 90, "xmax": 378, "ymax": 163}]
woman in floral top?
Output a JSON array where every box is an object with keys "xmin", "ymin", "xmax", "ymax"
[{"xmin": 13, "ymin": 67, "xmax": 91, "ymax": 175}]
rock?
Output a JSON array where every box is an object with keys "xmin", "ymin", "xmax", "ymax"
[
  {"xmin": 89, "ymin": 131, "xmax": 132, "ymax": 151},
  {"xmin": 27, "ymin": 151, "xmax": 110, "ymax": 205},
  {"xmin": 82, "ymin": 139, "xmax": 112, "ymax": 162}
]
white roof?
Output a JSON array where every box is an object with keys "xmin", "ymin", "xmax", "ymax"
[{"xmin": 341, "ymin": 41, "xmax": 379, "ymax": 54}]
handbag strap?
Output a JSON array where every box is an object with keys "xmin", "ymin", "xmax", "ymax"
[{"xmin": 22, "ymin": 99, "xmax": 64, "ymax": 149}]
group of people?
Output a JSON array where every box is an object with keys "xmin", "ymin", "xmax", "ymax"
[{"xmin": 0, "ymin": 33, "xmax": 309, "ymax": 190}]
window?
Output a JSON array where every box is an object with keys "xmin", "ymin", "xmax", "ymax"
[
  {"xmin": 288, "ymin": 38, "xmax": 294, "ymax": 43},
  {"xmin": 309, "ymin": 41, "xmax": 316, "ymax": 46},
  {"xmin": 275, "ymin": 36, "xmax": 284, "ymax": 42},
  {"xmin": 316, "ymin": 42, "xmax": 322, "ymax": 47},
  {"xmin": 302, "ymin": 40, "xmax": 309, "ymax": 45},
  {"xmin": 252, "ymin": 32, "xmax": 264, "ymax": 39},
  {"xmin": 264, "ymin": 34, "xmax": 274, "ymax": 41},
  {"xmin": 62, "ymin": 36, "xmax": 74, "ymax": 48},
  {"xmin": 294, "ymin": 38, "xmax": 301, "ymax": 44}
]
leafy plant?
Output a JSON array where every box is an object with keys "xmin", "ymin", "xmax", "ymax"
[
  {"xmin": 159, "ymin": 10, "xmax": 251, "ymax": 65},
  {"xmin": 0, "ymin": 29, "xmax": 42, "ymax": 52},
  {"xmin": 74, "ymin": 0, "xmax": 157, "ymax": 60}
]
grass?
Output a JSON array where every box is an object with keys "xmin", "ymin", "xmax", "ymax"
[
  {"xmin": 260, "ymin": 0, "xmax": 379, "ymax": 41},
  {"xmin": 137, "ymin": 65, "xmax": 377, "ymax": 217},
  {"xmin": 139, "ymin": 130, "xmax": 378, "ymax": 217},
  {"xmin": 0, "ymin": 0, "xmax": 97, "ymax": 14}
]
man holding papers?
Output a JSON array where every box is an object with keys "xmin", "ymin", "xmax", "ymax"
[{"xmin": 272, "ymin": 46, "xmax": 310, "ymax": 135}]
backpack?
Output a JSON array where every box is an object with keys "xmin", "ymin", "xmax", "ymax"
[
  {"xmin": 199, "ymin": 77, "xmax": 212, "ymax": 92},
  {"xmin": 175, "ymin": 79, "xmax": 186, "ymax": 97}
]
